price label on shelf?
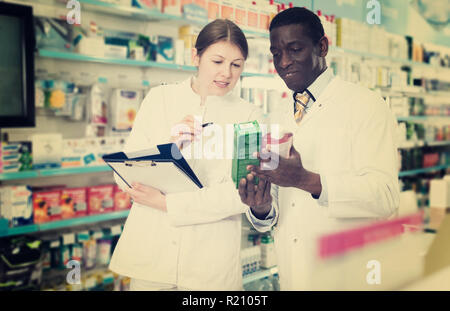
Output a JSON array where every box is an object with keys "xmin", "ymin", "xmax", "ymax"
[
  {"xmin": 62, "ymin": 233, "xmax": 76, "ymax": 245},
  {"xmin": 111, "ymin": 225, "xmax": 122, "ymax": 236},
  {"xmin": 92, "ymin": 231, "xmax": 103, "ymax": 240},
  {"xmin": 50, "ymin": 240, "xmax": 60, "ymax": 248}
]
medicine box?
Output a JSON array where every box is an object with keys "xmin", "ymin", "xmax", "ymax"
[
  {"xmin": 0, "ymin": 186, "xmax": 33, "ymax": 227},
  {"xmin": 113, "ymin": 185, "xmax": 132, "ymax": 211},
  {"xmin": 87, "ymin": 185, "xmax": 115, "ymax": 215},
  {"xmin": 231, "ymin": 120, "xmax": 261, "ymax": 189},
  {"xmin": 33, "ymin": 190, "xmax": 62, "ymax": 223},
  {"xmin": 60, "ymin": 187, "xmax": 88, "ymax": 218}
]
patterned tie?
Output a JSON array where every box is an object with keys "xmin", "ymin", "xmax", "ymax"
[{"xmin": 293, "ymin": 91, "xmax": 311, "ymax": 124}]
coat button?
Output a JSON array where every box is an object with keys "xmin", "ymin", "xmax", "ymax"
[
  {"xmin": 291, "ymin": 203, "xmax": 295, "ymax": 207},
  {"xmin": 293, "ymin": 237, "xmax": 299, "ymax": 243}
]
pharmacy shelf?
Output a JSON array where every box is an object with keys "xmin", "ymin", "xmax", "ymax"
[
  {"xmin": 0, "ymin": 165, "xmax": 112, "ymax": 181},
  {"xmin": 0, "ymin": 210, "xmax": 130, "ymax": 238},
  {"xmin": 18, "ymin": 0, "xmax": 269, "ymax": 38},
  {"xmin": 78, "ymin": 0, "xmax": 270, "ymax": 38},
  {"xmin": 397, "ymin": 116, "xmax": 450, "ymax": 122},
  {"xmin": 37, "ymin": 49, "xmax": 274, "ymax": 78},
  {"xmin": 379, "ymin": 88, "xmax": 450, "ymax": 99},
  {"xmin": 398, "ymin": 140, "xmax": 450, "ymax": 149},
  {"xmin": 399, "ymin": 164, "xmax": 449, "ymax": 178},
  {"xmin": 243, "ymin": 267, "xmax": 278, "ymax": 285},
  {"xmin": 329, "ymin": 46, "xmax": 450, "ymax": 72}
]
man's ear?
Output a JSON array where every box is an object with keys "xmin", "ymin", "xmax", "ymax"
[
  {"xmin": 192, "ymin": 48, "xmax": 200, "ymax": 66},
  {"xmin": 317, "ymin": 36, "xmax": 329, "ymax": 57}
]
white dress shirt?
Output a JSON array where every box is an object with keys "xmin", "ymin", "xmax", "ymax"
[{"xmin": 109, "ymin": 77, "xmax": 265, "ymax": 290}]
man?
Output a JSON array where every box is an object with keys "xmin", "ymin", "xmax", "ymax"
[{"xmin": 238, "ymin": 7, "xmax": 400, "ymax": 290}]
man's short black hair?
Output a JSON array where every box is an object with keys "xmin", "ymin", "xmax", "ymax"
[{"xmin": 269, "ymin": 7, "xmax": 325, "ymax": 44}]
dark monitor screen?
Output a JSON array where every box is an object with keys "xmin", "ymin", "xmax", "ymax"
[{"xmin": 0, "ymin": 2, "xmax": 35, "ymax": 128}]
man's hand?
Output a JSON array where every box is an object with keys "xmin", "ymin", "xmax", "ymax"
[
  {"xmin": 248, "ymin": 145, "xmax": 322, "ymax": 197},
  {"xmin": 125, "ymin": 182, "xmax": 167, "ymax": 212},
  {"xmin": 238, "ymin": 173, "xmax": 272, "ymax": 219}
]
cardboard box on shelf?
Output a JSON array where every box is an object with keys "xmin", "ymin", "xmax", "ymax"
[
  {"xmin": 31, "ymin": 134, "xmax": 63, "ymax": 170},
  {"xmin": 87, "ymin": 185, "xmax": 115, "ymax": 215},
  {"xmin": 429, "ymin": 178, "xmax": 450, "ymax": 208},
  {"xmin": 60, "ymin": 187, "xmax": 88, "ymax": 219},
  {"xmin": 32, "ymin": 190, "xmax": 62, "ymax": 223},
  {"xmin": 428, "ymin": 207, "xmax": 450, "ymax": 230},
  {"xmin": 113, "ymin": 185, "xmax": 132, "ymax": 211},
  {"xmin": 0, "ymin": 186, "xmax": 33, "ymax": 227}
]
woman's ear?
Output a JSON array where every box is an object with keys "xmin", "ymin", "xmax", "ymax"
[{"xmin": 192, "ymin": 48, "xmax": 200, "ymax": 66}]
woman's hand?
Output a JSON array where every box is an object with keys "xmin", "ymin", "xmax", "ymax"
[
  {"xmin": 125, "ymin": 182, "xmax": 167, "ymax": 212},
  {"xmin": 170, "ymin": 115, "xmax": 202, "ymax": 149}
]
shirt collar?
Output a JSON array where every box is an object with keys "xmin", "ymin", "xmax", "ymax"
[{"xmin": 304, "ymin": 67, "xmax": 334, "ymax": 102}]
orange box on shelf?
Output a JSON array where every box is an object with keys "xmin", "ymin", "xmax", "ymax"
[
  {"xmin": 220, "ymin": 0, "xmax": 234, "ymax": 20},
  {"xmin": 193, "ymin": 0, "xmax": 207, "ymax": 10},
  {"xmin": 113, "ymin": 185, "xmax": 132, "ymax": 211},
  {"xmin": 60, "ymin": 187, "xmax": 87, "ymax": 219},
  {"xmin": 32, "ymin": 190, "xmax": 62, "ymax": 223},
  {"xmin": 207, "ymin": 0, "xmax": 220, "ymax": 20},
  {"xmin": 87, "ymin": 185, "xmax": 115, "ymax": 215}
]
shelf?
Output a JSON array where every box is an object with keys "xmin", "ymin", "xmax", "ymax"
[
  {"xmin": 37, "ymin": 49, "xmax": 275, "ymax": 78},
  {"xmin": 399, "ymin": 165, "xmax": 449, "ymax": 177},
  {"xmin": 380, "ymin": 89, "xmax": 450, "ymax": 99},
  {"xmin": 397, "ymin": 116, "xmax": 450, "ymax": 122},
  {"xmin": 243, "ymin": 267, "xmax": 278, "ymax": 285},
  {"xmin": 329, "ymin": 46, "xmax": 450, "ymax": 71},
  {"xmin": 0, "ymin": 210, "xmax": 130, "ymax": 238},
  {"xmin": 398, "ymin": 140, "xmax": 450, "ymax": 149},
  {"xmin": 20, "ymin": 0, "xmax": 269, "ymax": 38},
  {"xmin": 79, "ymin": 0, "xmax": 269, "ymax": 38},
  {"xmin": 0, "ymin": 165, "xmax": 112, "ymax": 181}
]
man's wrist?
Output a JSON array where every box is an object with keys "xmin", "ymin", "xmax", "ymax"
[
  {"xmin": 250, "ymin": 203, "xmax": 272, "ymax": 220},
  {"xmin": 295, "ymin": 169, "xmax": 322, "ymax": 197}
]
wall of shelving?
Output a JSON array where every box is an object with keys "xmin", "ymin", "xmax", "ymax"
[{"xmin": 0, "ymin": 0, "xmax": 448, "ymax": 291}]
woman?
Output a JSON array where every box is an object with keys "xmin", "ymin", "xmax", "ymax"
[{"xmin": 109, "ymin": 19, "xmax": 265, "ymax": 291}]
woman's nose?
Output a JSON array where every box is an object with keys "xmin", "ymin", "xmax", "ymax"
[{"xmin": 221, "ymin": 64, "xmax": 232, "ymax": 78}]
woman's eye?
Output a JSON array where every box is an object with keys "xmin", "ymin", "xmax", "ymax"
[
  {"xmin": 213, "ymin": 61, "xmax": 222, "ymax": 64},
  {"xmin": 232, "ymin": 64, "xmax": 241, "ymax": 68}
]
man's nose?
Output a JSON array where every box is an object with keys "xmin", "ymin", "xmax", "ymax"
[{"xmin": 279, "ymin": 52, "xmax": 292, "ymax": 69}]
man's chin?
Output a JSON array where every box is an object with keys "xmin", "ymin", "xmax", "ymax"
[{"xmin": 283, "ymin": 80, "xmax": 303, "ymax": 92}]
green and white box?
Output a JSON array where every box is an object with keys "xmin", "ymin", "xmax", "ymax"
[{"xmin": 232, "ymin": 120, "xmax": 261, "ymax": 189}]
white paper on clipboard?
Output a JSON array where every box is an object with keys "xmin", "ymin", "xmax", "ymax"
[{"xmin": 108, "ymin": 161, "xmax": 200, "ymax": 194}]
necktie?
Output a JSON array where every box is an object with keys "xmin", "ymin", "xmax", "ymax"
[{"xmin": 293, "ymin": 91, "xmax": 311, "ymax": 124}]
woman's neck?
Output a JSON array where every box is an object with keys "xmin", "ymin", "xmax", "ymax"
[{"xmin": 191, "ymin": 76, "xmax": 207, "ymax": 106}]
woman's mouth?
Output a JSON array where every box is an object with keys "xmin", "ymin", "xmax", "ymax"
[{"xmin": 214, "ymin": 81, "xmax": 230, "ymax": 88}]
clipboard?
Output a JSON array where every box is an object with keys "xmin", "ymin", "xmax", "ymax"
[{"xmin": 102, "ymin": 143, "xmax": 203, "ymax": 194}]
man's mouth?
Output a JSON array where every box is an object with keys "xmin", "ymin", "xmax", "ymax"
[
  {"xmin": 214, "ymin": 81, "xmax": 230, "ymax": 88},
  {"xmin": 282, "ymin": 71, "xmax": 299, "ymax": 78}
]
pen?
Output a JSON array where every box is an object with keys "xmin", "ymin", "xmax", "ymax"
[{"xmin": 202, "ymin": 122, "xmax": 214, "ymax": 128}]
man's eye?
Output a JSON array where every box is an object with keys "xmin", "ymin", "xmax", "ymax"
[{"xmin": 291, "ymin": 48, "xmax": 303, "ymax": 52}]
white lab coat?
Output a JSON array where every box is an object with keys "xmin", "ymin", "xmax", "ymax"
[
  {"xmin": 109, "ymin": 77, "xmax": 264, "ymax": 290},
  {"xmin": 250, "ymin": 76, "xmax": 400, "ymax": 290}
]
